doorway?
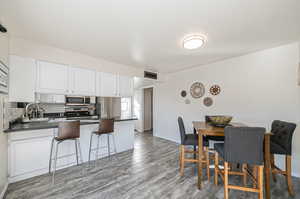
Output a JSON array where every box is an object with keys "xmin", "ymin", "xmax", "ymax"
[{"xmin": 143, "ymin": 87, "xmax": 153, "ymax": 133}]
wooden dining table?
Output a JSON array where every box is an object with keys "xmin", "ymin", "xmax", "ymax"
[{"xmin": 193, "ymin": 121, "xmax": 272, "ymax": 199}]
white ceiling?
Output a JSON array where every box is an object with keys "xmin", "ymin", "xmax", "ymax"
[{"xmin": 1, "ymin": 0, "xmax": 300, "ymax": 73}]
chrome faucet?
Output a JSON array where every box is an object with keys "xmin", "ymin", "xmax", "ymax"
[{"xmin": 24, "ymin": 103, "xmax": 45, "ymax": 119}]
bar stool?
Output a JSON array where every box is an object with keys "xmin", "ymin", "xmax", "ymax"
[
  {"xmin": 88, "ymin": 119, "xmax": 117, "ymax": 164},
  {"xmin": 214, "ymin": 127, "xmax": 265, "ymax": 199},
  {"xmin": 49, "ymin": 121, "xmax": 82, "ymax": 184},
  {"xmin": 270, "ymin": 120, "xmax": 296, "ymax": 196},
  {"xmin": 178, "ymin": 117, "xmax": 210, "ymax": 179}
]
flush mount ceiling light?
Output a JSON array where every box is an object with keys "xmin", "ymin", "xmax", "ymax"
[{"xmin": 183, "ymin": 35, "xmax": 206, "ymax": 50}]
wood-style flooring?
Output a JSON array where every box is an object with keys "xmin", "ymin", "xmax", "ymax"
[{"xmin": 5, "ymin": 132, "xmax": 300, "ymax": 199}]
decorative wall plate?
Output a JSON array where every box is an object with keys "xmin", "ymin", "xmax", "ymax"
[
  {"xmin": 184, "ymin": 99, "xmax": 191, "ymax": 104},
  {"xmin": 190, "ymin": 82, "xmax": 205, "ymax": 98},
  {"xmin": 181, "ymin": 90, "xmax": 187, "ymax": 97},
  {"xmin": 209, "ymin": 85, "xmax": 221, "ymax": 95},
  {"xmin": 203, "ymin": 97, "xmax": 213, "ymax": 107}
]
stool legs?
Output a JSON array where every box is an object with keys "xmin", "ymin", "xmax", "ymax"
[
  {"xmin": 88, "ymin": 133, "xmax": 117, "ymax": 165},
  {"xmin": 107, "ymin": 134, "xmax": 111, "ymax": 159},
  {"xmin": 49, "ymin": 138, "xmax": 55, "ymax": 174},
  {"xmin": 52, "ymin": 141, "xmax": 60, "ymax": 184},
  {"xmin": 75, "ymin": 139, "xmax": 79, "ymax": 165},
  {"xmin": 49, "ymin": 138, "xmax": 82, "ymax": 184},
  {"xmin": 88, "ymin": 133, "xmax": 93, "ymax": 164}
]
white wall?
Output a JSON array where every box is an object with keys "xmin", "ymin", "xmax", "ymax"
[
  {"xmin": 134, "ymin": 89, "xmax": 144, "ymax": 132},
  {"xmin": 9, "ymin": 37, "xmax": 143, "ymax": 77},
  {"xmin": 154, "ymin": 43, "xmax": 300, "ymax": 177},
  {"xmin": 0, "ymin": 33, "xmax": 9, "ymax": 197}
]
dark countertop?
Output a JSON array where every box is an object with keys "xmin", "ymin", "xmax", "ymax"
[{"xmin": 4, "ymin": 117, "xmax": 137, "ymax": 133}]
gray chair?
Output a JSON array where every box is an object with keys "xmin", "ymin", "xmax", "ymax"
[
  {"xmin": 49, "ymin": 121, "xmax": 82, "ymax": 184},
  {"xmin": 270, "ymin": 120, "xmax": 296, "ymax": 196},
  {"xmin": 178, "ymin": 117, "xmax": 210, "ymax": 179},
  {"xmin": 88, "ymin": 119, "xmax": 117, "ymax": 164},
  {"xmin": 214, "ymin": 126, "xmax": 265, "ymax": 199}
]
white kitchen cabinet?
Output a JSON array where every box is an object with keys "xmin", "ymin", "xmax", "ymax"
[
  {"xmin": 0, "ymin": 33, "xmax": 9, "ymax": 66},
  {"xmin": 9, "ymin": 55, "xmax": 36, "ymax": 102},
  {"xmin": 36, "ymin": 93, "xmax": 65, "ymax": 103},
  {"xmin": 119, "ymin": 75, "xmax": 134, "ymax": 97},
  {"xmin": 99, "ymin": 72, "xmax": 118, "ymax": 97},
  {"xmin": 36, "ymin": 61, "xmax": 69, "ymax": 94},
  {"xmin": 69, "ymin": 67, "xmax": 96, "ymax": 96}
]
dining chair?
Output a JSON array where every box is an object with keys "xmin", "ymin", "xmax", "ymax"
[
  {"xmin": 178, "ymin": 117, "xmax": 210, "ymax": 180},
  {"xmin": 214, "ymin": 126, "xmax": 265, "ymax": 199},
  {"xmin": 269, "ymin": 120, "xmax": 296, "ymax": 196}
]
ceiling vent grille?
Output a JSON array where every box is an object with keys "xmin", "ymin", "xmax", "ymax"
[{"xmin": 144, "ymin": 71, "xmax": 157, "ymax": 80}]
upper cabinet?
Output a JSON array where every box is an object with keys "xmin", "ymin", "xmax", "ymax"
[
  {"xmin": 36, "ymin": 61, "xmax": 69, "ymax": 94},
  {"xmin": 119, "ymin": 75, "xmax": 134, "ymax": 97},
  {"xmin": 98, "ymin": 72, "xmax": 118, "ymax": 97},
  {"xmin": 0, "ymin": 33, "xmax": 9, "ymax": 66},
  {"xmin": 69, "ymin": 67, "xmax": 96, "ymax": 96},
  {"xmin": 9, "ymin": 55, "xmax": 36, "ymax": 102},
  {"xmin": 96, "ymin": 72, "xmax": 134, "ymax": 97}
]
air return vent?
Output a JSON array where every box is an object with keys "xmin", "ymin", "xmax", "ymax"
[{"xmin": 144, "ymin": 71, "xmax": 157, "ymax": 80}]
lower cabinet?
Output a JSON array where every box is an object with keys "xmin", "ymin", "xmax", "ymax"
[{"xmin": 8, "ymin": 121, "xmax": 135, "ymax": 183}]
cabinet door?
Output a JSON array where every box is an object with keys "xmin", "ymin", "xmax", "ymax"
[
  {"xmin": 0, "ymin": 33, "xmax": 9, "ymax": 66},
  {"xmin": 100, "ymin": 72, "xmax": 118, "ymax": 97},
  {"xmin": 69, "ymin": 67, "xmax": 96, "ymax": 96},
  {"xmin": 36, "ymin": 61, "xmax": 69, "ymax": 94},
  {"xmin": 119, "ymin": 75, "xmax": 134, "ymax": 97},
  {"xmin": 9, "ymin": 56, "xmax": 36, "ymax": 102},
  {"xmin": 9, "ymin": 136, "xmax": 52, "ymax": 178}
]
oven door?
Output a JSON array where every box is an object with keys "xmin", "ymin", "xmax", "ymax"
[{"xmin": 66, "ymin": 96, "xmax": 85, "ymax": 105}]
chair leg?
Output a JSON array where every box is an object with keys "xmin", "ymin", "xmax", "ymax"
[
  {"xmin": 75, "ymin": 139, "xmax": 79, "ymax": 166},
  {"xmin": 242, "ymin": 164, "xmax": 247, "ymax": 186},
  {"xmin": 180, "ymin": 145, "xmax": 185, "ymax": 176},
  {"xmin": 205, "ymin": 147, "xmax": 210, "ymax": 181},
  {"xmin": 77, "ymin": 139, "xmax": 83, "ymax": 164},
  {"xmin": 52, "ymin": 142, "xmax": 60, "ymax": 184},
  {"xmin": 258, "ymin": 165, "xmax": 264, "ymax": 199},
  {"xmin": 107, "ymin": 134, "xmax": 111, "ymax": 159},
  {"xmin": 112, "ymin": 134, "xmax": 118, "ymax": 156},
  {"xmin": 270, "ymin": 154, "xmax": 277, "ymax": 182},
  {"xmin": 214, "ymin": 152, "xmax": 219, "ymax": 185},
  {"xmin": 88, "ymin": 133, "xmax": 93, "ymax": 164},
  {"xmin": 253, "ymin": 166, "xmax": 257, "ymax": 188},
  {"xmin": 224, "ymin": 162, "xmax": 229, "ymax": 199},
  {"xmin": 49, "ymin": 138, "xmax": 55, "ymax": 174},
  {"xmin": 96, "ymin": 135, "xmax": 100, "ymax": 165},
  {"xmin": 286, "ymin": 155, "xmax": 295, "ymax": 196}
]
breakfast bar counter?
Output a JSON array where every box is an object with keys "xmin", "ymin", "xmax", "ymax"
[{"xmin": 6, "ymin": 118, "xmax": 137, "ymax": 183}]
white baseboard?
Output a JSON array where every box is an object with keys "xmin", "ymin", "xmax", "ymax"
[
  {"xmin": 0, "ymin": 182, "xmax": 8, "ymax": 199},
  {"xmin": 153, "ymin": 134, "xmax": 179, "ymax": 144}
]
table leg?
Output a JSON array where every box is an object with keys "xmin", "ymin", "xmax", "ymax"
[
  {"xmin": 198, "ymin": 130, "xmax": 203, "ymax": 189},
  {"xmin": 264, "ymin": 135, "xmax": 271, "ymax": 199}
]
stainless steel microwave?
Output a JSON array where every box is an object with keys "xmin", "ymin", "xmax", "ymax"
[{"xmin": 65, "ymin": 96, "xmax": 95, "ymax": 106}]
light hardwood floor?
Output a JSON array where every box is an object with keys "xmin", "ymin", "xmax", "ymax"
[{"xmin": 5, "ymin": 132, "xmax": 300, "ymax": 199}]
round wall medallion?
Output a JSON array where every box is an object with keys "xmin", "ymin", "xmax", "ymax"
[
  {"xmin": 190, "ymin": 82, "xmax": 205, "ymax": 98},
  {"xmin": 181, "ymin": 90, "xmax": 187, "ymax": 97},
  {"xmin": 203, "ymin": 97, "xmax": 213, "ymax": 107},
  {"xmin": 210, "ymin": 85, "xmax": 221, "ymax": 95},
  {"xmin": 184, "ymin": 99, "xmax": 191, "ymax": 104}
]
